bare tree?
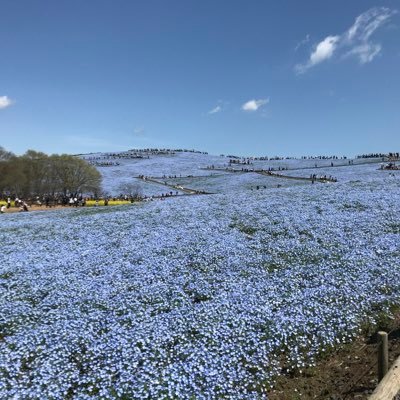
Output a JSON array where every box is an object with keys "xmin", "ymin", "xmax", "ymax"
[
  {"xmin": 118, "ymin": 182, "xmax": 142, "ymax": 199},
  {"xmin": 50, "ymin": 155, "xmax": 102, "ymax": 195},
  {"xmin": 0, "ymin": 148, "xmax": 102, "ymax": 198}
]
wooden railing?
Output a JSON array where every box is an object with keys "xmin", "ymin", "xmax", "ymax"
[{"xmin": 370, "ymin": 331, "xmax": 400, "ymax": 399}]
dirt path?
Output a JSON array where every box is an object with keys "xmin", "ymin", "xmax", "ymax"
[
  {"xmin": 1, "ymin": 205, "xmax": 71, "ymax": 214},
  {"xmin": 0, "ymin": 193, "xmax": 210, "ymax": 215},
  {"xmin": 136, "ymin": 176, "xmax": 214, "ymax": 194},
  {"xmin": 269, "ymin": 314, "xmax": 400, "ymax": 399},
  {"xmin": 199, "ymin": 167, "xmax": 336, "ymax": 183},
  {"xmin": 200, "ymin": 157, "xmax": 391, "ymax": 174},
  {"xmin": 256, "ymin": 170, "xmax": 336, "ymax": 183}
]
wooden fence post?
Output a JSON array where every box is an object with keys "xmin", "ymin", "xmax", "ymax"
[{"xmin": 378, "ymin": 331, "xmax": 388, "ymax": 382}]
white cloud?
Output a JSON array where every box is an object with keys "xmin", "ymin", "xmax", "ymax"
[
  {"xmin": 309, "ymin": 36, "xmax": 340, "ymax": 65},
  {"xmin": 295, "ymin": 7, "xmax": 397, "ymax": 73},
  {"xmin": 207, "ymin": 100, "xmax": 229, "ymax": 115},
  {"xmin": 0, "ymin": 96, "xmax": 14, "ymax": 109},
  {"xmin": 295, "ymin": 35, "xmax": 339, "ymax": 74},
  {"xmin": 295, "ymin": 34, "xmax": 310, "ymax": 51},
  {"xmin": 347, "ymin": 7, "xmax": 395, "ymax": 42},
  {"xmin": 208, "ymin": 105, "xmax": 221, "ymax": 114},
  {"xmin": 345, "ymin": 43, "xmax": 382, "ymax": 64},
  {"xmin": 242, "ymin": 98, "xmax": 269, "ymax": 112}
]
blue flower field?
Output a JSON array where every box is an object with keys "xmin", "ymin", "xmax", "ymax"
[{"xmin": 1, "ymin": 153, "xmax": 399, "ymax": 399}]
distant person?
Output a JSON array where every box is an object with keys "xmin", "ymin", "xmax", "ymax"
[{"xmin": 20, "ymin": 202, "xmax": 29, "ymax": 212}]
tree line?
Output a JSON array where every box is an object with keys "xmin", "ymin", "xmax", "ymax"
[{"xmin": 0, "ymin": 147, "xmax": 102, "ymax": 199}]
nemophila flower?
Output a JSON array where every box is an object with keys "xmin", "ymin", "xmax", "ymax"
[{"xmin": 0, "ymin": 161, "xmax": 399, "ymax": 398}]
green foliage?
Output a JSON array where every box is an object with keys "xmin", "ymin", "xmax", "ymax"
[
  {"xmin": 0, "ymin": 146, "xmax": 14, "ymax": 161},
  {"xmin": 341, "ymin": 201, "xmax": 368, "ymax": 211},
  {"xmin": 385, "ymin": 222, "xmax": 400, "ymax": 234},
  {"xmin": 229, "ymin": 221, "xmax": 258, "ymax": 235},
  {"xmin": 359, "ymin": 303, "xmax": 400, "ymax": 337}
]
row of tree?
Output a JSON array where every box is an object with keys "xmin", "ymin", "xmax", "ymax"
[{"xmin": 0, "ymin": 147, "xmax": 102, "ymax": 199}]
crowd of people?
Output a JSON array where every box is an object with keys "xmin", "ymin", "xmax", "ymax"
[
  {"xmin": 88, "ymin": 161, "xmax": 121, "ymax": 167},
  {"xmin": 0, "ymin": 193, "xmax": 141, "ymax": 213},
  {"xmin": 128, "ymin": 148, "xmax": 208, "ymax": 155},
  {"xmin": 357, "ymin": 152, "xmax": 399, "ymax": 159},
  {"xmin": 300, "ymin": 155, "xmax": 347, "ymax": 160},
  {"xmin": 83, "ymin": 153, "xmax": 147, "ymax": 161},
  {"xmin": 0, "ymin": 197, "xmax": 30, "ymax": 213},
  {"xmin": 310, "ymin": 174, "xmax": 337, "ymax": 183},
  {"xmin": 80, "ymin": 148, "xmax": 209, "ymax": 163},
  {"xmin": 380, "ymin": 162, "xmax": 399, "ymax": 171},
  {"xmin": 229, "ymin": 159, "xmax": 253, "ymax": 165}
]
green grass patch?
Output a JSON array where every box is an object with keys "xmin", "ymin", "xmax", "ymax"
[{"xmin": 229, "ymin": 220, "xmax": 258, "ymax": 235}]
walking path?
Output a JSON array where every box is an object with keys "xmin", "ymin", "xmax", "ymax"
[
  {"xmin": 279, "ymin": 157, "xmax": 390, "ymax": 172},
  {"xmin": 1, "ymin": 205, "xmax": 71, "ymax": 214},
  {"xmin": 200, "ymin": 157, "xmax": 393, "ymax": 176},
  {"xmin": 199, "ymin": 168, "xmax": 336, "ymax": 183},
  {"xmin": 255, "ymin": 170, "xmax": 336, "ymax": 183},
  {"xmin": 146, "ymin": 173, "xmax": 223, "ymax": 180},
  {"xmin": 136, "ymin": 176, "xmax": 213, "ymax": 195}
]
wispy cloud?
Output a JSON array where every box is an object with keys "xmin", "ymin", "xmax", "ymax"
[
  {"xmin": 295, "ymin": 7, "xmax": 397, "ymax": 73},
  {"xmin": 295, "ymin": 34, "xmax": 310, "ymax": 51},
  {"xmin": 344, "ymin": 43, "xmax": 382, "ymax": 64},
  {"xmin": 0, "ymin": 96, "xmax": 14, "ymax": 109},
  {"xmin": 207, "ymin": 100, "xmax": 229, "ymax": 115},
  {"xmin": 242, "ymin": 98, "xmax": 269, "ymax": 112},
  {"xmin": 346, "ymin": 7, "xmax": 394, "ymax": 42},
  {"xmin": 208, "ymin": 105, "xmax": 222, "ymax": 114}
]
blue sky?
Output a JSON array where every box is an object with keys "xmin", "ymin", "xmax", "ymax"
[{"xmin": 1, "ymin": 1, "xmax": 399, "ymax": 157}]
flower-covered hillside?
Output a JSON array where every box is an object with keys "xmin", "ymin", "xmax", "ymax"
[
  {"xmin": 0, "ymin": 167, "xmax": 399, "ymax": 399},
  {"xmin": 86, "ymin": 150, "xmax": 386, "ymax": 195}
]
